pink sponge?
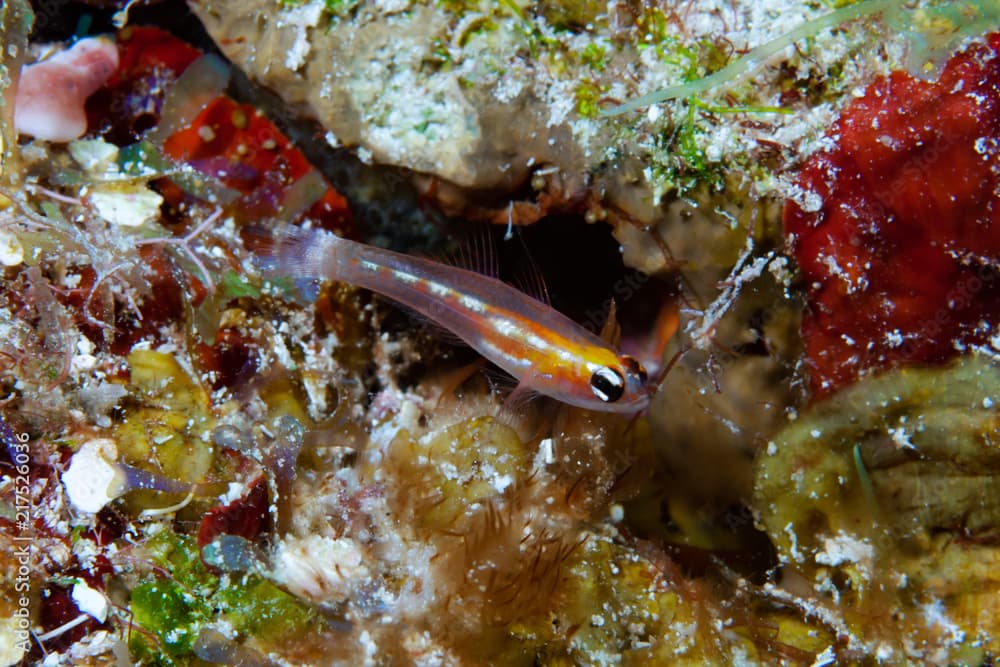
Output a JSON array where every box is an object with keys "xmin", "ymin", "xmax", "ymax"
[{"xmin": 14, "ymin": 36, "xmax": 119, "ymax": 142}]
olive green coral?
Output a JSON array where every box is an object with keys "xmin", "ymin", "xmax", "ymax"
[{"xmin": 755, "ymin": 355, "xmax": 1000, "ymax": 662}]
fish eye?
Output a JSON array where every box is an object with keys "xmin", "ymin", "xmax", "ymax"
[{"xmin": 590, "ymin": 366, "xmax": 625, "ymax": 402}]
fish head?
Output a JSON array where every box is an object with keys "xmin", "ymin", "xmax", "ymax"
[{"xmin": 582, "ymin": 354, "xmax": 650, "ymax": 414}]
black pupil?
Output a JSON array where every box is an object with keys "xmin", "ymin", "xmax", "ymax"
[{"xmin": 591, "ymin": 368, "xmax": 625, "ymax": 402}]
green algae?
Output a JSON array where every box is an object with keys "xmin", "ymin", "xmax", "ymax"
[
  {"xmin": 604, "ymin": 0, "xmax": 1000, "ymax": 117},
  {"xmin": 129, "ymin": 528, "xmax": 317, "ymax": 664},
  {"xmin": 214, "ymin": 575, "xmax": 316, "ymax": 641},
  {"xmin": 574, "ymin": 81, "xmax": 604, "ymax": 119},
  {"xmin": 131, "ymin": 579, "xmax": 208, "ymax": 658},
  {"xmin": 602, "ymin": 0, "xmax": 898, "ymax": 116}
]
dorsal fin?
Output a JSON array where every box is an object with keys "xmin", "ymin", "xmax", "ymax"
[
  {"xmin": 507, "ymin": 226, "xmax": 551, "ymax": 306},
  {"xmin": 438, "ymin": 227, "xmax": 499, "ymax": 278},
  {"xmin": 437, "ymin": 226, "xmax": 552, "ymax": 305},
  {"xmin": 510, "ymin": 271, "xmax": 551, "ymax": 306}
]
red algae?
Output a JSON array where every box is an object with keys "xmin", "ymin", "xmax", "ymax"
[
  {"xmin": 85, "ymin": 27, "xmax": 203, "ymax": 144},
  {"xmin": 75, "ymin": 27, "xmax": 357, "ymax": 363},
  {"xmin": 195, "ymin": 327, "xmax": 260, "ymax": 391},
  {"xmin": 87, "ymin": 26, "xmax": 353, "ymax": 235},
  {"xmin": 197, "ymin": 475, "xmax": 270, "ymax": 552},
  {"xmin": 55, "ymin": 248, "xmax": 187, "ymax": 355},
  {"xmin": 161, "ymin": 95, "xmax": 351, "ymax": 232},
  {"xmin": 112, "ymin": 26, "xmax": 203, "ymax": 78},
  {"xmin": 785, "ymin": 32, "xmax": 1000, "ymax": 398}
]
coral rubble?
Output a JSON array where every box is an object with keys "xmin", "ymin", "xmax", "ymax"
[{"xmin": 0, "ymin": 1, "xmax": 998, "ymax": 666}]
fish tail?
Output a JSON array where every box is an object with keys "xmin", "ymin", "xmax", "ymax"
[{"xmin": 245, "ymin": 225, "xmax": 342, "ymax": 302}]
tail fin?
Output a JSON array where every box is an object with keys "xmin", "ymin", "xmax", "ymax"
[{"xmin": 243, "ymin": 225, "xmax": 337, "ymax": 302}]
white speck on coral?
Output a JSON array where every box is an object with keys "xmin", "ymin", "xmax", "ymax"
[
  {"xmin": 271, "ymin": 534, "xmax": 369, "ymax": 603},
  {"xmin": 922, "ymin": 599, "xmax": 966, "ymax": 648},
  {"xmin": 69, "ymin": 139, "xmax": 119, "ymax": 172},
  {"xmin": 536, "ymin": 437, "xmax": 554, "ymax": 466},
  {"xmin": 888, "ymin": 425, "xmax": 914, "ymax": 450},
  {"xmin": 783, "ymin": 183, "xmax": 824, "ymax": 213},
  {"xmin": 492, "ymin": 473, "xmax": 514, "ymax": 494},
  {"xmin": 278, "ymin": 0, "xmax": 323, "ymax": 71},
  {"xmin": 88, "ymin": 184, "xmax": 164, "ymax": 228},
  {"xmin": 360, "ymin": 629, "xmax": 378, "ymax": 667},
  {"xmin": 71, "ymin": 537, "xmax": 102, "ymax": 574},
  {"xmin": 70, "ymin": 337, "xmax": 97, "ymax": 375},
  {"xmin": 375, "ymin": 0, "xmax": 411, "ymax": 11},
  {"xmin": 671, "ymin": 620, "xmax": 696, "ymax": 655},
  {"xmin": 403, "ymin": 629, "xmax": 459, "ymax": 667},
  {"xmin": 814, "ymin": 532, "xmax": 874, "ymax": 570},
  {"xmin": 810, "ymin": 645, "xmax": 836, "ymax": 667},
  {"xmin": 270, "ymin": 334, "xmax": 296, "ymax": 371},
  {"xmin": 0, "ymin": 230, "xmax": 24, "ymax": 267},
  {"xmin": 784, "ymin": 522, "xmax": 803, "ymax": 561},
  {"xmin": 609, "ymin": 504, "xmax": 624, "ymax": 523},
  {"xmin": 545, "ymin": 78, "xmax": 576, "ymax": 128},
  {"xmin": 704, "ymin": 125, "xmax": 732, "ymax": 162},
  {"xmin": 71, "ymin": 581, "xmax": 109, "ymax": 623},
  {"xmin": 61, "ymin": 439, "xmax": 127, "ymax": 514},
  {"xmin": 493, "ymin": 71, "xmax": 525, "ymax": 104},
  {"xmin": 220, "ymin": 482, "xmax": 246, "ymax": 504},
  {"xmin": 875, "ymin": 643, "xmax": 895, "ymax": 661}
]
